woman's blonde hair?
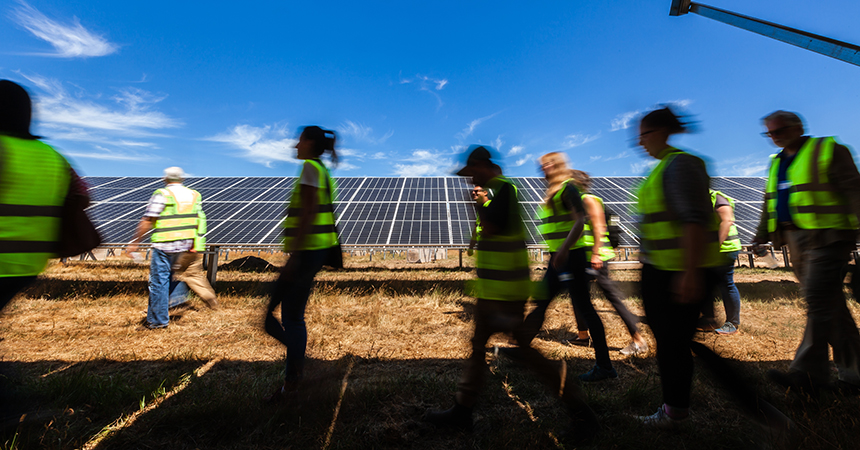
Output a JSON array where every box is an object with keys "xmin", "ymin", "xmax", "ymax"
[
  {"xmin": 569, "ymin": 170, "xmax": 591, "ymax": 193},
  {"xmin": 540, "ymin": 152, "xmax": 574, "ymax": 206}
]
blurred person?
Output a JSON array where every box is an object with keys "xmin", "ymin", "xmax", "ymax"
[
  {"xmin": 753, "ymin": 111, "xmax": 860, "ymax": 396},
  {"xmin": 698, "ymin": 189, "xmax": 742, "ymax": 335},
  {"xmin": 425, "ymin": 146, "xmax": 598, "ymax": 443},
  {"xmin": 634, "ymin": 107, "xmax": 792, "ymax": 432},
  {"xmin": 0, "ymin": 80, "xmax": 83, "ymax": 309},
  {"xmin": 264, "ymin": 126, "xmax": 341, "ymax": 402},
  {"xmin": 569, "ymin": 169, "xmax": 649, "ymax": 355},
  {"xmin": 128, "ymin": 167, "xmax": 218, "ymax": 329},
  {"xmin": 467, "ymin": 185, "xmax": 489, "ymax": 256},
  {"xmin": 529, "ymin": 153, "xmax": 618, "ymax": 382}
]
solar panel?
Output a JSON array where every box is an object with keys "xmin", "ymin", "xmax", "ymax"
[{"xmin": 84, "ymin": 176, "xmax": 767, "ymax": 246}]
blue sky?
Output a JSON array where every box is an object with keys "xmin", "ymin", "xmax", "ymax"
[{"xmin": 2, "ymin": 0, "xmax": 860, "ymax": 178}]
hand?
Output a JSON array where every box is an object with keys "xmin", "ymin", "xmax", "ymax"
[
  {"xmin": 552, "ymin": 248, "xmax": 569, "ymax": 271},
  {"xmin": 672, "ymin": 270, "xmax": 702, "ymax": 304},
  {"xmin": 466, "ymin": 248, "xmax": 474, "ymax": 256},
  {"xmin": 591, "ymin": 253, "xmax": 603, "ymax": 270}
]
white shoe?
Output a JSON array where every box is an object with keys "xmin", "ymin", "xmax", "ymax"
[
  {"xmin": 637, "ymin": 407, "xmax": 687, "ymax": 429},
  {"xmin": 619, "ymin": 341, "xmax": 648, "ymax": 356}
]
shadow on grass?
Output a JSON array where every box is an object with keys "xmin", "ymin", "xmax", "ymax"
[{"xmin": 2, "ymin": 352, "xmax": 858, "ymax": 450}]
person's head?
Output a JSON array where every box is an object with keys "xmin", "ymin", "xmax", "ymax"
[
  {"xmin": 0, "ymin": 80, "xmax": 37, "ymax": 140},
  {"xmin": 638, "ymin": 107, "xmax": 687, "ymax": 158},
  {"xmin": 456, "ymin": 146, "xmax": 501, "ymax": 186},
  {"xmin": 163, "ymin": 166, "xmax": 185, "ymax": 184},
  {"xmin": 296, "ymin": 126, "xmax": 338, "ymax": 165},
  {"xmin": 761, "ymin": 110, "xmax": 805, "ymax": 149},
  {"xmin": 538, "ymin": 152, "xmax": 572, "ymax": 181},
  {"xmin": 569, "ymin": 169, "xmax": 591, "ymax": 193},
  {"xmin": 470, "ymin": 185, "xmax": 488, "ymax": 204}
]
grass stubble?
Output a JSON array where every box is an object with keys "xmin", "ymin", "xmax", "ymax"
[{"xmin": 0, "ymin": 254, "xmax": 858, "ymax": 449}]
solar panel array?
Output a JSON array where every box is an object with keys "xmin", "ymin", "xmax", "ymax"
[{"xmin": 83, "ymin": 176, "xmax": 766, "ymax": 247}]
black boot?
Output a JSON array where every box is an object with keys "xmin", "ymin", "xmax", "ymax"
[{"xmin": 424, "ymin": 401, "xmax": 473, "ymax": 430}]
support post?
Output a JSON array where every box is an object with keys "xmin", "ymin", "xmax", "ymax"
[
  {"xmin": 207, "ymin": 245, "xmax": 219, "ymax": 287},
  {"xmin": 783, "ymin": 246, "xmax": 790, "ymax": 268},
  {"xmin": 459, "ymin": 248, "xmax": 463, "ymax": 269}
]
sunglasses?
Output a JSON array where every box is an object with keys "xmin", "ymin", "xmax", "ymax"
[{"xmin": 761, "ymin": 126, "xmax": 795, "ymax": 138}]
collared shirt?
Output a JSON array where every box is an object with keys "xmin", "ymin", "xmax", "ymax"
[{"xmin": 144, "ymin": 182, "xmax": 193, "ymax": 253}]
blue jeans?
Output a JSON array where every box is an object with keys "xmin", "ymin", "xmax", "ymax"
[
  {"xmin": 703, "ymin": 251, "xmax": 741, "ymax": 326},
  {"xmin": 147, "ymin": 249, "xmax": 189, "ymax": 326},
  {"xmin": 266, "ymin": 249, "xmax": 330, "ymax": 381}
]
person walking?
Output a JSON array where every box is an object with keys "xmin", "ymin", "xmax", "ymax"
[
  {"xmin": 569, "ymin": 169, "xmax": 649, "ymax": 355},
  {"xmin": 698, "ymin": 189, "xmax": 742, "ymax": 335},
  {"xmin": 0, "ymin": 80, "xmax": 80, "ymax": 309},
  {"xmin": 634, "ymin": 107, "xmax": 792, "ymax": 432},
  {"xmin": 425, "ymin": 146, "xmax": 598, "ymax": 443},
  {"xmin": 264, "ymin": 126, "xmax": 341, "ymax": 402},
  {"xmin": 128, "ymin": 167, "xmax": 218, "ymax": 329},
  {"xmin": 753, "ymin": 110, "xmax": 860, "ymax": 395}
]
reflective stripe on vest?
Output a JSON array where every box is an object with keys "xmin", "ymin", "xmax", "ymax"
[
  {"xmin": 283, "ymin": 159, "xmax": 339, "ymax": 251},
  {"xmin": 536, "ymin": 179, "xmax": 576, "ymax": 252},
  {"xmin": 471, "ymin": 176, "xmax": 531, "ymax": 301},
  {"xmin": 151, "ymin": 185, "xmax": 206, "ymax": 250},
  {"xmin": 710, "ymin": 190, "xmax": 742, "ymax": 253},
  {"xmin": 575, "ymin": 194, "xmax": 616, "ymax": 261},
  {"xmin": 474, "ymin": 200, "xmax": 490, "ymax": 237},
  {"xmin": 637, "ymin": 149, "xmax": 722, "ymax": 271},
  {"xmin": 765, "ymin": 137, "xmax": 858, "ymax": 232},
  {"xmin": 0, "ymin": 136, "xmax": 70, "ymax": 277}
]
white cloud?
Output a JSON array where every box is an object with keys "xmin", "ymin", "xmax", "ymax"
[
  {"xmin": 508, "ymin": 145, "xmax": 524, "ymax": 156},
  {"xmin": 513, "ymin": 154, "xmax": 533, "ymax": 167},
  {"xmin": 65, "ymin": 148, "xmax": 153, "ymax": 161},
  {"xmin": 492, "ymin": 136, "xmax": 504, "ymax": 151},
  {"xmin": 457, "ymin": 111, "xmax": 501, "ymax": 140},
  {"xmin": 336, "ymin": 120, "xmax": 393, "ymax": 144},
  {"xmin": 630, "ymin": 160, "xmax": 659, "ymax": 174},
  {"xmin": 610, "ymin": 111, "xmax": 639, "ymax": 131},
  {"xmin": 399, "ymin": 73, "xmax": 449, "ymax": 109},
  {"xmin": 561, "ymin": 133, "xmax": 601, "ymax": 149},
  {"xmin": 371, "ymin": 152, "xmax": 386, "ymax": 159},
  {"xmin": 605, "ymin": 150, "xmax": 632, "ymax": 161},
  {"xmin": 731, "ymin": 163, "xmax": 769, "ymax": 177},
  {"xmin": 10, "ymin": 1, "xmax": 118, "ymax": 58},
  {"xmin": 392, "ymin": 149, "xmax": 455, "ymax": 177},
  {"xmin": 207, "ymin": 124, "xmax": 298, "ymax": 168},
  {"xmin": 23, "ymin": 73, "xmax": 179, "ymax": 134},
  {"xmin": 337, "ymin": 161, "xmax": 360, "ymax": 171},
  {"xmin": 590, "ymin": 155, "xmax": 602, "ymax": 162}
]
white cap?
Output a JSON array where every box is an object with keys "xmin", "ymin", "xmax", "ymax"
[{"xmin": 164, "ymin": 166, "xmax": 185, "ymax": 182}]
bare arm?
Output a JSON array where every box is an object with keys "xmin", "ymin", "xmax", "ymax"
[
  {"xmin": 715, "ymin": 204, "xmax": 734, "ymax": 245},
  {"xmin": 583, "ymin": 195, "xmax": 606, "ymax": 269},
  {"xmin": 127, "ymin": 217, "xmax": 156, "ymax": 253}
]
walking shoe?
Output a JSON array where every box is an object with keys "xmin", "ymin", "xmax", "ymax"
[
  {"xmin": 202, "ymin": 296, "xmax": 220, "ymax": 310},
  {"xmin": 263, "ymin": 381, "xmax": 299, "ymax": 404},
  {"xmin": 715, "ymin": 322, "xmax": 738, "ymax": 335},
  {"xmin": 767, "ymin": 369, "xmax": 818, "ymax": 396},
  {"xmin": 423, "ymin": 402, "xmax": 473, "ymax": 430},
  {"xmin": 619, "ymin": 341, "xmax": 648, "ymax": 356},
  {"xmin": 637, "ymin": 406, "xmax": 687, "ymax": 429},
  {"xmin": 138, "ymin": 321, "xmax": 168, "ymax": 330},
  {"xmin": 578, "ymin": 364, "xmax": 618, "ymax": 382}
]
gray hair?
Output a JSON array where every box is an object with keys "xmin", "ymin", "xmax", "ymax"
[
  {"xmin": 762, "ymin": 110, "xmax": 804, "ymax": 130},
  {"xmin": 163, "ymin": 166, "xmax": 185, "ymax": 182}
]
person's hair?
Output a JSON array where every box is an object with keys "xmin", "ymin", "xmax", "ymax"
[
  {"xmin": 0, "ymin": 80, "xmax": 37, "ymax": 140},
  {"xmin": 299, "ymin": 126, "xmax": 338, "ymax": 166},
  {"xmin": 569, "ymin": 169, "xmax": 591, "ymax": 193},
  {"xmin": 539, "ymin": 152, "xmax": 574, "ymax": 206},
  {"xmin": 640, "ymin": 106, "xmax": 689, "ymax": 135},
  {"xmin": 762, "ymin": 110, "xmax": 804, "ymax": 131}
]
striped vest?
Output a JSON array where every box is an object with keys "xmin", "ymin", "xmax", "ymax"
[
  {"xmin": 283, "ymin": 159, "xmax": 339, "ymax": 251},
  {"xmin": 151, "ymin": 185, "xmax": 207, "ymax": 251},
  {"xmin": 710, "ymin": 190, "xmax": 742, "ymax": 253}
]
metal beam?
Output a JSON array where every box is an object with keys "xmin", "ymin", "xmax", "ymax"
[{"xmin": 673, "ymin": 2, "xmax": 860, "ymax": 67}]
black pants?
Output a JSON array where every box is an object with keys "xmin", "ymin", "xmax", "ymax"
[{"xmin": 526, "ymin": 248, "xmax": 612, "ymax": 370}]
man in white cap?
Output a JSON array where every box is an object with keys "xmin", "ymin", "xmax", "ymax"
[{"xmin": 128, "ymin": 167, "xmax": 218, "ymax": 329}]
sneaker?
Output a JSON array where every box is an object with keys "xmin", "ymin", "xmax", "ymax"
[
  {"xmin": 579, "ymin": 364, "xmax": 618, "ymax": 382},
  {"xmin": 138, "ymin": 321, "xmax": 168, "ymax": 330},
  {"xmin": 715, "ymin": 322, "xmax": 738, "ymax": 335},
  {"xmin": 637, "ymin": 406, "xmax": 687, "ymax": 429},
  {"xmin": 619, "ymin": 342, "xmax": 648, "ymax": 356},
  {"xmin": 202, "ymin": 297, "xmax": 220, "ymax": 310}
]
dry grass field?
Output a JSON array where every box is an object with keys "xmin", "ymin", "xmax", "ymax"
[{"xmin": 1, "ymin": 253, "xmax": 859, "ymax": 450}]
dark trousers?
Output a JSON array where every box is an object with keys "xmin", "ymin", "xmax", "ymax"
[
  {"xmin": 594, "ymin": 264, "xmax": 640, "ymax": 336},
  {"xmin": 266, "ymin": 249, "xmax": 329, "ymax": 381},
  {"xmin": 0, "ymin": 276, "xmax": 36, "ymax": 311},
  {"xmin": 525, "ymin": 248, "xmax": 612, "ymax": 370},
  {"xmin": 457, "ymin": 299, "xmax": 591, "ymax": 417}
]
